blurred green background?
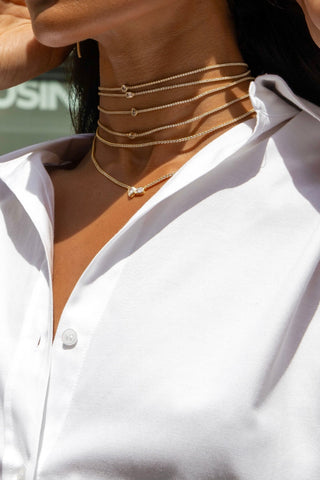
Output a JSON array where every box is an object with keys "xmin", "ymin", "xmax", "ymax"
[{"xmin": 0, "ymin": 65, "xmax": 74, "ymax": 155}]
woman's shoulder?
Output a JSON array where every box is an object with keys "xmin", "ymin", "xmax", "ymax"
[{"xmin": 0, "ymin": 133, "xmax": 94, "ymax": 169}]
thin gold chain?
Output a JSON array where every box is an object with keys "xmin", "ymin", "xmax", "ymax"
[
  {"xmin": 91, "ymin": 135, "xmax": 175, "ymax": 198},
  {"xmin": 95, "ymin": 109, "xmax": 255, "ymax": 149},
  {"xmin": 92, "ymin": 61, "xmax": 255, "ymax": 198},
  {"xmin": 91, "ymin": 109, "xmax": 256, "ymax": 198},
  {"xmin": 98, "ymin": 77, "xmax": 254, "ymax": 116},
  {"xmin": 98, "ymin": 94, "xmax": 250, "ymax": 140},
  {"xmin": 98, "ymin": 70, "xmax": 251, "ymax": 98},
  {"xmin": 99, "ymin": 62, "xmax": 249, "ymax": 92}
]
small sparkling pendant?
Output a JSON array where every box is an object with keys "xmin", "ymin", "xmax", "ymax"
[{"xmin": 128, "ymin": 186, "xmax": 145, "ymax": 198}]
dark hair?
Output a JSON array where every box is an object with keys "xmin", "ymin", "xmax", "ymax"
[
  {"xmin": 68, "ymin": 39, "xmax": 100, "ymax": 134},
  {"xmin": 69, "ymin": 0, "xmax": 320, "ymax": 134}
]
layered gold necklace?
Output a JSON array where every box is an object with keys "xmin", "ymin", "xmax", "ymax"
[{"xmin": 91, "ymin": 62, "xmax": 255, "ymax": 198}]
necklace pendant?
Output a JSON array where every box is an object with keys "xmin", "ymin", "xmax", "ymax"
[{"xmin": 128, "ymin": 186, "xmax": 145, "ymax": 198}]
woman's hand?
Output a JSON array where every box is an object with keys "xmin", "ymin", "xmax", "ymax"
[
  {"xmin": 0, "ymin": 0, "xmax": 71, "ymax": 90},
  {"xmin": 296, "ymin": 0, "xmax": 320, "ymax": 46}
]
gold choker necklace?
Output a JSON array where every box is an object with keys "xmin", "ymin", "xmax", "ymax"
[
  {"xmin": 91, "ymin": 62, "xmax": 255, "ymax": 199},
  {"xmin": 94, "ymin": 109, "xmax": 254, "ymax": 149},
  {"xmin": 91, "ymin": 136, "xmax": 176, "ymax": 199},
  {"xmin": 98, "ymin": 77, "xmax": 253, "ymax": 117},
  {"xmin": 97, "ymin": 93, "xmax": 250, "ymax": 141},
  {"xmin": 99, "ymin": 70, "xmax": 251, "ymax": 99},
  {"xmin": 98, "ymin": 62, "xmax": 249, "ymax": 98}
]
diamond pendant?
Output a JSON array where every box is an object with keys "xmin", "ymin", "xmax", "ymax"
[{"xmin": 128, "ymin": 186, "xmax": 146, "ymax": 199}]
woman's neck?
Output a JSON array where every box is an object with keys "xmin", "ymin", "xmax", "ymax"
[{"xmin": 91, "ymin": 0, "xmax": 254, "ymax": 175}]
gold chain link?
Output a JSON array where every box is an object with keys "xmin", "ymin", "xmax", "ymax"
[
  {"xmin": 98, "ymin": 71, "xmax": 251, "ymax": 98},
  {"xmin": 95, "ymin": 109, "xmax": 255, "ymax": 149},
  {"xmin": 97, "ymin": 94, "xmax": 250, "ymax": 139},
  {"xmin": 91, "ymin": 62, "xmax": 255, "ymax": 198},
  {"xmin": 91, "ymin": 109, "xmax": 256, "ymax": 198},
  {"xmin": 99, "ymin": 62, "xmax": 249, "ymax": 92},
  {"xmin": 91, "ymin": 136, "xmax": 175, "ymax": 198},
  {"xmin": 98, "ymin": 77, "xmax": 254, "ymax": 116}
]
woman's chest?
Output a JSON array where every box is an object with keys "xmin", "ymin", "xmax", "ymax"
[
  {"xmin": 51, "ymin": 217, "xmax": 116, "ymax": 342},
  {"xmin": 50, "ymin": 172, "xmax": 156, "ymax": 341}
]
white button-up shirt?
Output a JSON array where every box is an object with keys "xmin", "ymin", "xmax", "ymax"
[{"xmin": 1, "ymin": 74, "xmax": 320, "ymax": 480}]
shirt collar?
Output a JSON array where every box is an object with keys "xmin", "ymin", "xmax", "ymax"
[
  {"xmin": 0, "ymin": 134, "xmax": 93, "ymax": 271},
  {"xmin": 0, "ymin": 74, "xmax": 319, "ymax": 270},
  {"xmin": 0, "ymin": 73, "xmax": 318, "ymax": 170},
  {"xmin": 251, "ymin": 74, "xmax": 320, "ymax": 122}
]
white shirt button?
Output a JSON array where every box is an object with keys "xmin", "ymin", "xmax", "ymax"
[{"xmin": 62, "ymin": 329, "xmax": 78, "ymax": 347}]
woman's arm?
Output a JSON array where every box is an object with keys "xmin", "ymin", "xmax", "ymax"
[
  {"xmin": 0, "ymin": 0, "xmax": 70, "ymax": 90},
  {"xmin": 297, "ymin": 0, "xmax": 320, "ymax": 46}
]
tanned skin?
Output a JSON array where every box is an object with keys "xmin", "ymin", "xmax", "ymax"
[{"xmin": 0, "ymin": 0, "xmax": 318, "ymax": 341}]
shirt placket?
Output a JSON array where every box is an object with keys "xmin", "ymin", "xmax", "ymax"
[
  {"xmin": 1, "ymin": 270, "xmax": 52, "ymax": 480},
  {"xmin": 34, "ymin": 223, "xmax": 142, "ymax": 477},
  {"xmin": 0, "ymin": 157, "xmax": 54, "ymax": 480}
]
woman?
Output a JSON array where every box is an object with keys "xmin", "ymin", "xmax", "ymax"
[{"xmin": 1, "ymin": 0, "xmax": 320, "ymax": 479}]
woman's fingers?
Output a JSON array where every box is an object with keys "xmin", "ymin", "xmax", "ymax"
[{"xmin": 0, "ymin": 0, "xmax": 72, "ymax": 89}]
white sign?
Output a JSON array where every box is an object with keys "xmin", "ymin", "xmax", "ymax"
[{"xmin": 0, "ymin": 81, "xmax": 69, "ymax": 111}]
